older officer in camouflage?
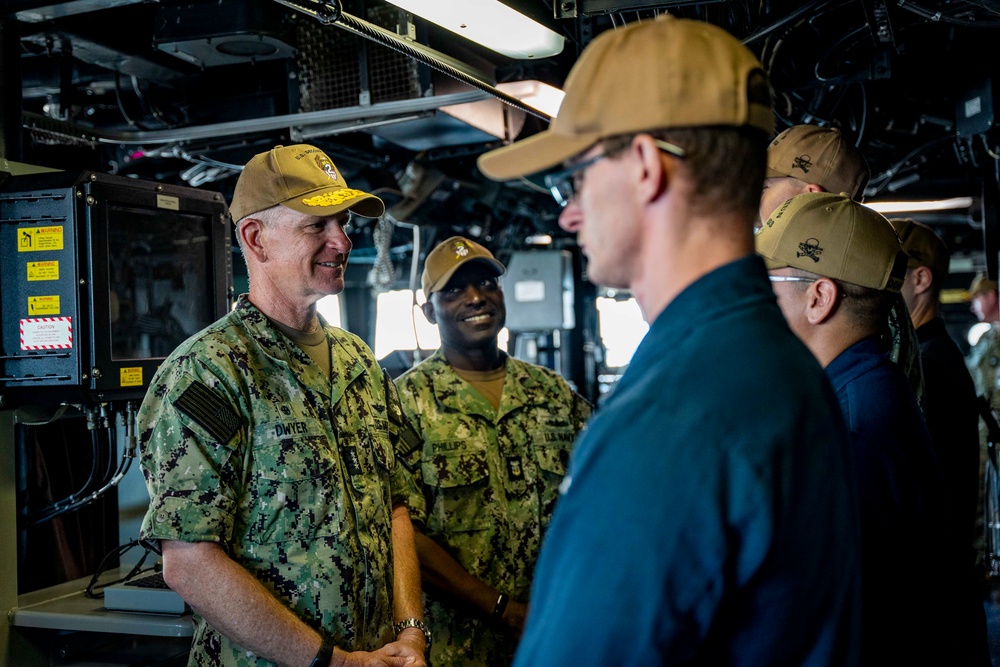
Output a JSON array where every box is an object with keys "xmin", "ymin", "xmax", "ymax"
[
  {"xmin": 138, "ymin": 144, "xmax": 428, "ymax": 667},
  {"xmin": 394, "ymin": 236, "xmax": 591, "ymax": 666}
]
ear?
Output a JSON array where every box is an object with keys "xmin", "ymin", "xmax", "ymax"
[
  {"xmin": 634, "ymin": 134, "xmax": 673, "ymax": 204},
  {"xmin": 804, "ymin": 278, "xmax": 840, "ymax": 325},
  {"xmin": 421, "ymin": 299, "xmax": 438, "ymax": 325},
  {"xmin": 238, "ymin": 219, "xmax": 267, "ymax": 262},
  {"xmin": 910, "ymin": 265, "xmax": 934, "ymax": 295},
  {"xmin": 805, "ymin": 183, "xmax": 826, "ymax": 194}
]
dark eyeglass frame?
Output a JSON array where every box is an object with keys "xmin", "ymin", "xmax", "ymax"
[{"xmin": 544, "ymin": 139, "xmax": 687, "ymax": 208}]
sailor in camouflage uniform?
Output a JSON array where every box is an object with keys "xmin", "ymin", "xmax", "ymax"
[
  {"xmin": 139, "ymin": 144, "xmax": 428, "ymax": 667},
  {"xmin": 968, "ymin": 274, "xmax": 1000, "ymax": 408},
  {"xmin": 395, "ymin": 237, "xmax": 592, "ymax": 666},
  {"xmin": 966, "ymin": 273, "xmax": 1000, "ymax": 576}
]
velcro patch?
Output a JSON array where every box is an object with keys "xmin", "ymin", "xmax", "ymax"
[{"xmin": 174, "ymin": 381, "xmax": 242, "ymax": 445}]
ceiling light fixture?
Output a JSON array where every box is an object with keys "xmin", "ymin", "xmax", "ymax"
[
  {"xmin": 496, "ymin": 80, "xmax": 565, "ymax": 117},
  {"xmin": 865, "ymin": 196, "xmax": 974, "ymax": 213},
  {"xmin": 384, "ymin": 0, "xmax": 565, "ymax": 60}
]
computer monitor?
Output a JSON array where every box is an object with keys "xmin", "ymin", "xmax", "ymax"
[{"xmin": 0, "ymin": 171, "xmax": 233, "ymax": 404}]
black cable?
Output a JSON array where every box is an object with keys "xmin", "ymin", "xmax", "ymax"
[
  {"xmin": 867, "ymin": 133, "xmax": 957, "ymax": 196},
  {"xmin": 741, "ymin": 0, "xmax": 832, "ymax": 45},
  {"xmin": 84, "ymin": 539, "xmax": 158, "ymax": 599},
  {"xmin": 25, "ymin": 424, "xmax": 102, "ymax": 525},
  {"xmin": 896, "ymin": 0, "xmax": 1000, "ymax": 28},
  {"xmin": 28, "ymin": 419, "xmax": 133, "ymax": 527},
  {"xmin": 813, "ymin": 24, "xmax": 869, "ymax": 83}
]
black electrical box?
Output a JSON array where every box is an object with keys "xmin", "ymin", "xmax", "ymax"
[{"xmin": 0, "ymin": 171, "xmax": 233, "ymax": 406}]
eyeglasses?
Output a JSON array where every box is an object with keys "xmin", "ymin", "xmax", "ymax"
[
  {"xmin": 767, "ymin": 275, "xmax": 818, "ymax": 284},
  {"xmin": 544, "ymin": 139, "xmax": 687, "ymax": 208}
]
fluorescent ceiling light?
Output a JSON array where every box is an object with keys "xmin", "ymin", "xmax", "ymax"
[
  {"xmin": 496, "ymin": 80, "xmax": 565, "ymax": 117},
  {"xmin": 385, "ymin": 0, "xmax": 565, "ymax": 60},
  {"xmin": 865, "ymin": 196, "xmax": 974, "ymax": 213}
]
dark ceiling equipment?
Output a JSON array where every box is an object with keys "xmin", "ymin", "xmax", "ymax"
[
  {"xmin": 153, "ymin": 1, "xmax": 299, "ymax": 68},
  {"xmin": 6, "ymin": 0, "xmax": 1000, "ymax": 263}
]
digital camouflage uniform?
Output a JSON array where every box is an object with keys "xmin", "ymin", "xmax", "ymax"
[
  {"xmin": 139, "ymin": 295, "xmax": 417, "ymax": 667},
  {"xmin": 967, "ymin": 324, "xmax": 1000, "ymax": 569},
  {"xmin": 968, "ymin": 326, "xmax": 1000, "ymax": 415},
  {"xmin": 395, "ymin": 350, "xmax": 592, "ymax": 667}
]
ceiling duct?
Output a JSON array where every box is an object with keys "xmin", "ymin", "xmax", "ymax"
[{"xmin": 153, "ymin": 0, "xmax": 298, "ymax": 68}]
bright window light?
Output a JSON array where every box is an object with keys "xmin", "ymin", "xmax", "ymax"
[
  {"xmin": 866, "ymin": 196, "xmax": 974, "ymax": 213},
  {"xmin": 375, "ymin": 290, "xmax": 438, "ymax": 360},
  {"xmin": 316, "ymin": 294, "xmax": 342, "ymax": 328},
  {"xmin": 385, "ymin": 0, "xmax": 564, "ymax": 59},
  {"xmin": 969, "ymin": 321, "xmax": 992, "ymax": 347},
  {"xmin": 597, "ymin": 297, "xmax": 648, "ymax": 368},
  {"xmin": 496, "ymin": 80, "xmax": 565, "ymax": 118}
]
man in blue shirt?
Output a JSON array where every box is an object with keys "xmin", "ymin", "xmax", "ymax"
[
  {"xmin": 476, "ymin": 16, "xmax": 862, "ymax": 666},
  {"xmin": 757, "ymin": 192, "xmax": 953, "ymax": 665}
]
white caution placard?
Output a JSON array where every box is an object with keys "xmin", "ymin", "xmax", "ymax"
[{"xmin": 20, "ymin": 317, "xmax": 73, "ymax": 350}]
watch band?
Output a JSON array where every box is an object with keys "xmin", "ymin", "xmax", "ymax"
[
  {"xmin": 310, "ymin": 637, "xmax": 334, "ymax": 667},
  {"xmin": 492, "ymin": 592, "xmax": 509, "ymax": 621},
  {"xmin": 393, "ymin": 617, "xmax": 432, "ymax": 652}
]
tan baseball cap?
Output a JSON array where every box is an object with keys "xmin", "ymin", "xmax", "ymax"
[
  {"xmin": 755, "ymin": 192, "xmax": 907, "ymax": 292},
  {"xmin": 476, "ymin": 16, "xmax": 774, "ymax": 181},
  {"xmin": 422, "ymin": 236, "xmax": 506, "ymax": 295},
  {"xmin": 230, "ymin": 144, "xmax": 385, "ymax": 223},
  {"xmin": 969, "ymin": 274, "xmax": 999, "ymax": 295},
  {"xmin": 765, "ymin": 125, "xmax": 870, "ymax": 201},
  {"xmin": 887, "ymin": 217, "xmax": 950, "ymax": 280}
]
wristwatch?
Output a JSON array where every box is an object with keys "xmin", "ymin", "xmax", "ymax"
[{"xmin": 394, "ymin": 617, "xmax": 432, "ymax": 653}]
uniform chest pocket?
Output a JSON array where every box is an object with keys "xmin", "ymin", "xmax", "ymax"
[
  {"xmin": 343, "ymin": 427, "xmax": 394, "ymax": 496},
  {"xmin": 424, "ymin": 451, "xmax": 491, "ymax": 533},
  {"xmin": 248, "ymin": 433, "xmax": 343, "ymax": 545}
]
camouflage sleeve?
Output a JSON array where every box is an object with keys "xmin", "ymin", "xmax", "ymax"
[
  {"xmin": 383, "ymin": 368, "xmax": 422, "ymax": 510},
  {"xmin": 571, "ymin": 391, "xmax": 594, "ymax": 434},
  {"xmin": 392, "ymin": 374, "xmax": 429, "ymax": 529},
  {"xmin": 138, "ymin": 359, "xmax": 245, "ymax": 548}
]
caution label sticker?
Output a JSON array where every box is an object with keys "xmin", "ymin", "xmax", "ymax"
[
  {"xmin": 18, "ymin": 226, "xmax": 65, "ymax": 252},
  {"xmin": 28, "ymin": 295, "xmax": 60, "ymax": 315},
  {"xmin": 120, "ymin": 367, "xmax": 143, "ymax": 387},
  {"xmin": 27, "ymin": 261, "xmax": 59, "ymax": 281},
  {"xmin": 20, "ymin": 317, "xmax": 73, "ymax": 350}
]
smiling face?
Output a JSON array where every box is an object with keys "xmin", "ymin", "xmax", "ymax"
[
  {"xmin": 424, "ymin": 262, "xmax": 506, "ymax": 357},
  {"xmin": 257, "ymin": 207, "xmax": 354, "ymax": 306}
]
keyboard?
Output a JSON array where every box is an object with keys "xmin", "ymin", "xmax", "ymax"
[{"xmin": 103, "ymin": 570, "xmax": 188, "ymax": 615}]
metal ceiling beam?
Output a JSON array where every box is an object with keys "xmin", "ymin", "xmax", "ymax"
[{"xmin": 21, "ymin": 89, "xmax": 491, "ymax": 145}]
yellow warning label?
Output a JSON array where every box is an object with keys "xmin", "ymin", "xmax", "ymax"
[
  {"xmin": 28, "ymin": 295, "xmax": 60, "ymax": 315},
  {"xmin": 27, "ymin": 261, "xmax": 59, "ymax": 281},
  {"xmin": 120, "ymin": 367, "xmax": 143, "ymax": 387},
  {"xmin": 18, "ymin": 226, "xmax": 64, "ymax": 252}
]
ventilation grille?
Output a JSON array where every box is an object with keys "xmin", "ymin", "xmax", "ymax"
[{"xmin": 296, "ymin": 6, "xmax": 427, "ymax": 112}]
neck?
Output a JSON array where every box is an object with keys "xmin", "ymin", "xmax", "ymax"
[
  {"xmin": 632, "ymin": 200, "xmax": 754, "ymax": 323},
  {"xmin": 907, "ymin": 295, "xmax": 939, "ymax": 330},
  {"xmin": 808, "ymin": 321, "xmax": 877, "ymax": 368},
  {"xmin": 248, "ymin": 277, "xmax": 322, "ymax": 332},
  {"xmin": 441, "ymin": 344, "xmax": 504, "ymax": 372}
]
